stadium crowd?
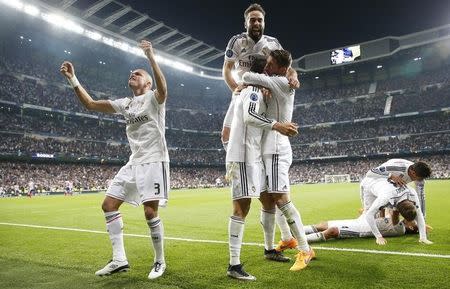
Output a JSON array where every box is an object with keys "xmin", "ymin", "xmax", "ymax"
[{"xmin": 1, "ymin": 154, "xmax": 448, "ymax": 196}]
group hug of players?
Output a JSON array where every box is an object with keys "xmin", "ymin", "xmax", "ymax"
[{"xmin": 59, "ymin": 3, "xmax": 433, "ymax": 283}]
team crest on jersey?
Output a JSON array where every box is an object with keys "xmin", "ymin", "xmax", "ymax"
[
  {"xmin": 250, "ymin": 93, "xmax": 258, "ymax": 101},
  {"xmin": 226, "ymin": 49, "xmax": 233, "ymax": 58},
  {"xmin": 251, "ymin": 186, "xmax": 256, "ymax": 192}
]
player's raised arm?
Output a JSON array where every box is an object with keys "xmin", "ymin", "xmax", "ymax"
[
  {"xmin": 60, "ymin": 61, "xmax": 115, "ymax": 114},
  {"xmin": 140, "ymin": 40, "xmax": 167, "ymax": 104}
]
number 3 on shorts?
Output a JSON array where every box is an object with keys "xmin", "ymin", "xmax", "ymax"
[{"xmin": 154, "ymin": 183, "xmax": 160, "ymax": 195}]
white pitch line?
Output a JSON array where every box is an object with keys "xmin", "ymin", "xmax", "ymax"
[{"xmin": 1, "ymin": 222, "xmax": 449, "ymax": 259}]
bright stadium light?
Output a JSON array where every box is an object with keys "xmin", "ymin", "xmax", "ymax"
[
  {"xmin": 1, "ymin": 1, "xmax": 204, "ymax": 76},
  {"xmin": 64, "ymin": 20, "xmax": 84, "ymax": 34},
  {"xmin": 85, "ymin": 30, "xmax": 102, "ymax": 41},
  {"xmin": 41, "ymin": 13, "xmax": 64, "ymax": 26},
  {"xmin": 315, "ymin": 76, "xmax": 319, "ymax": 79},
  {"xmin": 1, "ymin": 0, "xmax": 23, "ymax": 10},
  {"xmin": 377, "ymin": 65, "xmax": 383, "ymax": 69},
  {"xmin": 349, "ymin": 70, "xmax": 355, "ymax": 74},
  {"xmin": 23, "ymin": 5, "xmax": 39, "ymax": 16}
]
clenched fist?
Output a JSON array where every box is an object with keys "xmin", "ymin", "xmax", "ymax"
[
  {"xmin": 139, "ymin": 40, "xmax": 154, "ymax": 59},
  {"xmin": 60, "ymin": 61, "xmax": 75, "ymax": 79}
]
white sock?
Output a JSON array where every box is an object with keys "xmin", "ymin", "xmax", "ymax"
[
  {"xmin": 105, "ymin": 211, "xmax": 126, "ymax": 262},
  {"xmin": 306, "ymin": 232, "xmax": 326, "ymax": 243},
  {"xmin": 275, "ymin": 206, "xmax": 293, "ymax": 241},
  {"xmin": 279, "ymin": 202, "xmax": 310, "ymax": 252},
  {"xmin": 304, "ymin": 225, "xmax": 316, "ymax": 234},
  {"xmin": 229, "ymin": 216, "xmax": 245, "ymax": 266},
  {"xmin": 260, "ymin": 209, "xmax": 276, "ymax": 251},
  {"xmin": 147, "ymin": 217, "xmax": 165, "ymax": 264}
]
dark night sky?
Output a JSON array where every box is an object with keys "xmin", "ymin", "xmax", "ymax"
[{"xmin": 122, "ymin": 0, "xmax": 449, "ymax": 59}]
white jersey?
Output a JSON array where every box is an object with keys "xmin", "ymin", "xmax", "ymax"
[
  {"xmin": 225, "ymin": 33, "xmax": 283, "ymax": 79},
  {"xmin": 330, "ymin": 216, "xmax": 406, "ymax": 238},
  {"xmin": 374, "ymin": 217, "xmax": 406, "ymax": 237},
  {"xmin": 365, "ymin": 158, "xmax": 414, "ymax": 184},
  {"xmin": 109, "ymin": 90, "xmax": 169, "ymax": 165},
  {"xmin": 226, "ymin": 86, "xmax": 274, "ymax": 163},
  {"xmin": 28, "ymin": 181, "xmax": 35, "ymax": 190},
  {"xmin": 242, "ymin": 72, "xmax": 295, "ymax": 155}
]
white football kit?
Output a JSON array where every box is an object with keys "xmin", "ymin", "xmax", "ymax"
[
  {"xmin": 361, "ymin": 158, "xmax": 426, "ymax": 214},
  {"xmin": 106, "ymin": 90, "xmax": 170, "ymax": 206},
  {"xmin": 328, "ymin": 215, "xmax": 406, "ymax": 238},
  {"xmin": 226, "ymin": 86, "xmax": 275, "ymax": 200},
  {"xmin": 223, "ymin": 33, "xmax": 282, "ymax": 129},
  {"xmin": 360, "ymin": 167, "xmax": 427, "ymax": 241},
  {"xmin": 242, "ymin": 72, "xmax": 295, "ymax": 193}
]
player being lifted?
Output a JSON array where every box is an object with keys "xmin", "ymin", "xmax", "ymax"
[
  {"xmin": 360, "ymin": 158, "xmax": 432, "ymax": 245},
  {"xmin": 60, "ymin": 40, "xmax": 170, "ymax": 280},
  {"xmin": 223, "ymin": 3, "xmax": 300, "ymax": 255},
  {"xmin": 226, "ymin": 55, "xmax": 298, "ymax": 281},
  {"xmin": 242, "ymin": 50, "xmax": 314, "ymax": 271}
]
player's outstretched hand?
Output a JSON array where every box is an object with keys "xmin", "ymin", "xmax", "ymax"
[
  {"xmin": 60, "ymin": 61, "xmax": 75, "ymax": 79},
  {"xmin": 273, "ymin": 122, "xmax": 298, "ymax": 137},
  {"xmin": 376, "ymin": 237, "xmax": 387, "ymax": 245},
  {"xmin": 419, "ymin": 239, "xmax": 433, "ymax": 245},
  {"xmin": 139, "ymin": 40, "xmax": 154, "ymax": 59}
]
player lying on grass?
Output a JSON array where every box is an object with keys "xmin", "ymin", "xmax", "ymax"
[{"xmin": 303, "ymin": 208, "xmax": 432, "ymax": 242}]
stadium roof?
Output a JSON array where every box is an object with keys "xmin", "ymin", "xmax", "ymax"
[{"xmin": 21, "ymin": 0, "xmax": 224, "ymax": 77}]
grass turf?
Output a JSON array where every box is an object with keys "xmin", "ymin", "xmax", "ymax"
[{"xmin": 1, "ymin": 180, "xmax": 449, "ymax": 289}]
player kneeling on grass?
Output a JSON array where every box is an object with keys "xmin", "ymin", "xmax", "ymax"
[{"xmin": 60, "ymin": 40, "xmax": 169, "ymax": 280}]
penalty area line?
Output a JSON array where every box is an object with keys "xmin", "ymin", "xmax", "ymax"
[{"xmin": 0, "ymin": 222, "xmax": 449, "ymax": 259}]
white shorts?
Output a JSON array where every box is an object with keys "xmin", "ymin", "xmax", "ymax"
[
  {"xmin": 328, "ymin": 215, "xmax": 371, "ymax": 238},
  {"xmin": 223, "ymin": 94, "xmax": 237, "ymax": 128},
  {"xmin": 263, "ymin": 153, "xmax": 292, "ymax": 193},
  {"xmin": 227, "ymin": 162, "xmax": 265, "ymax": 200},
  {"xmin": 106, "ymin": 162, "xmax": 169, "ymax": 206}
]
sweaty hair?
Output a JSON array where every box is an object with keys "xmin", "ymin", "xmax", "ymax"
[
  {"xmin": 397, "ymin": 200, "xmax": 417, "ymax": 221},
  {"xmin": 270, "ymin": 49, "xmax": 292, "ymax": 68},
  {"xmin": 249, "ymin": 54, "xmax": 267, "ymax": 73},
  {"xmin": 244, "ymin": 3, "xmax": 266, "ymax": 19},
  {"xmin": 411, "ymin": 162, "xmax": 431, "ymax": 179}
]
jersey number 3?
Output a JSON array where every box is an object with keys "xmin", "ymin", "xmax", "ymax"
[{"xmin": 154, "ymin": 183, "xmax": 160, "ymax": 195}]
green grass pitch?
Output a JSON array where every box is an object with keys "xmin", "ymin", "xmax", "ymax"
[{"xmin": 1, "ymin": 180, "xmax": 449, "ymax": 289}]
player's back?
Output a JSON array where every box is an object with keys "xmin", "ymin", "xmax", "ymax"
[
  {"xmin": 226, "ymin": 86, "xmax": 264, "ymax": 163},
  {"xmin": 366, "ymin": 158, "xmax": 414, "ymax": 183}
]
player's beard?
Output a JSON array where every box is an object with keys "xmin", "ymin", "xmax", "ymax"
[{"xmin": 248, "ymin": 26, "xmax": 263, "ymax": 43}]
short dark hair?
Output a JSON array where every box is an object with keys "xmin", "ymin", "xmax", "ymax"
[
  {"xmin": 270, "ymin": 49, "xmax": 292, "ymax": 68},
  {"xmin": 249, "ymin": 54, "xmax": 267, "ymax": 73},
  {"xmin": 397, "ymin": 200, "xmax": 417, "ymax": 221},
  {"xmin": 411, "ymin": 162, "xmax": 431, "ymax": 179},
  {"xmin": 244, "ymin": 3, "xmax": 265, "ymax": 19}
]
